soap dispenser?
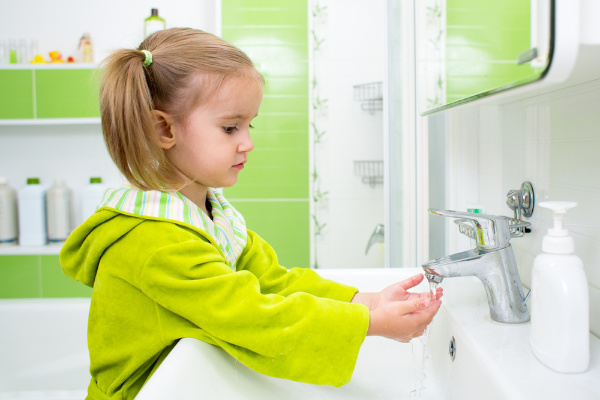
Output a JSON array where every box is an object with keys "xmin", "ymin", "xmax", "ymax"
[{"xmin": 530, "ymin": 201, "xmax": 589, "ymax": 373}]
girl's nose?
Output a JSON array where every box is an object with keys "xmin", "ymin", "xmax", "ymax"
[{"xmin": 238, "ymin": 130, "xmax": 254, "ymax": 153}]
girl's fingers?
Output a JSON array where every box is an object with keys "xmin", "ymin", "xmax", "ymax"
[{"xmin": 397, "ymin": 273, "xmax": 425, "ymax": 290}]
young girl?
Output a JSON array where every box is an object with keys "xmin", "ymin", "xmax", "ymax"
[{"xmin": 60, "ymin": 28, "xmax": 442, "ymax": 400}]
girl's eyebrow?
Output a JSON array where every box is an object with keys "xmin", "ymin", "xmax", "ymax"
[{"xmin": 219, "ymin": 113, "xmax": 259, "ymax": 120}]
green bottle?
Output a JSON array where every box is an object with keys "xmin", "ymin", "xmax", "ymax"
[{"xmin": 144, "ymin": 8, "xmax": 166, "ymax": 39}]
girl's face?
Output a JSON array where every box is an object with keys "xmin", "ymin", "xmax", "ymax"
[{"xmin": 166, "ymin": 74, "xmax": 263, "ymax": 192}]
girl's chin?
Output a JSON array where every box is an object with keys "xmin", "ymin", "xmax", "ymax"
[{"xmin": 216, "ymin": 178, "xmax": 238, "ymax": 189}]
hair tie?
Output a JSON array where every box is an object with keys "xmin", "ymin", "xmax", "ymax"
[{"xmin": 141, "ymin": 50, "xmax": 153, "ymax": 67}]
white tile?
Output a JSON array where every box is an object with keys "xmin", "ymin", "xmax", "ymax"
[
  {"xmin": 548, "ymin": 139, "xmax": 600, "ymax": 190},
  {"xmin": 576, "ymin": 235, "xmax": 600, "ymax": 290},
  {"xmin": 547, "ymin": 183, "xmax": 600, "ymax": 242}
]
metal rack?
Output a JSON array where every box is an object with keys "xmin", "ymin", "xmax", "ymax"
[
  {"xmin": 353, "ymin": 82, "xmax": 383, "ymax": 113},
  {"xmin": 354, "ymin": 160, "xmax": 383, "ymax": 187}
]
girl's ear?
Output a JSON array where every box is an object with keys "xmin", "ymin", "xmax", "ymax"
[{"xmin": 153, "ymin": 110, "xmax": 177, "ymax": 149}]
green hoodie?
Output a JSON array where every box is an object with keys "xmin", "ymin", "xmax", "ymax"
[{"xmin": 60, "ymin": 187, "xmax": 369, "ymax": 399}]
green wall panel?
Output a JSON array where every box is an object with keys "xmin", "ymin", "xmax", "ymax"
[
  {"xmin": 260, "ymin": 95, "xmax": 308, "ymax": 113},
  {"xmin": 251, "ymin": 113, "xmax": 308, "ymax": 132},
  {"xmin": 222, "ymin": 0, "xmax": 309, "ymax": 269},
  {"xmin": 0, "ymin": 255, "xmax": 92, "ymax": 299},
  {"xmin": 223, "ymin": 9, "xmax": 308, "ymax": 26},
  {"xmin": 264, "ymin": 77, "xmax": 309, "ymax": 96},
  {"xmin": 41, "ymin": 255, "xmax": 92, "ymax": 298},
  {"xmin": 223, "ymin": 0, "xmax": 306, "ymax": 8},
  {"xmin": 222, "ymin": 28, "xmax": 308, "ymax": 46},
  {"xmin": 0, "ymin": 70, "xmax": 34, "ymax": 119},
  {"xmin": 35, "ymin": 69, "xmax": 100, "ymax": 118},
  {"xmin": 234, "ymin": 200, "xmax": 310, "ymax": 268},
  {"xmin": 0, "ymin": 256, "xmax": 41, "ymax": 298}
]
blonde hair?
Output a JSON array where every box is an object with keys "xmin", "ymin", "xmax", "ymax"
[{"xmin": 99, "ymin": 28, "xmax": 262, "ymax": 191}]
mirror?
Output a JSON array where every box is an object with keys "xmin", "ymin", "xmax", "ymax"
[{"xmin": 416, "ymin": 0, "xmax": 552, "ymax": 115}]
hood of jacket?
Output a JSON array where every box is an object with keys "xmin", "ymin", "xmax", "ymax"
[{"xmin": 60, "ymin": 210, "xmax": 146, "ymax": 287}]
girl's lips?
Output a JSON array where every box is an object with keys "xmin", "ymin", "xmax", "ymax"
[{"xmin": 232, "ymin": 162, "xmax": 245, "ymax": 170}]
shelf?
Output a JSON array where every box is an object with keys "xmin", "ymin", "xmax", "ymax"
[
  {"xmin": 354, "ymin": 160, "xmax": 384, "ymax": 187},
  {"xmin": 353, "ymin": 82, "xmax": 383, "ymax": 114},
  {"xmin": 0, "ymin": 63, "xmax": 98, "ymax": 70},
  {"xmin": 0, "ymin": 245, "xmax": 62, "ymax": 255},
  {"xmin": 0, "ymin": 118, "xmax": 100, "ymax": 126}
]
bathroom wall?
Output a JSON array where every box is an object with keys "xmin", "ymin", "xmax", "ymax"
[
  {"xmin": 310, "ymin": 0, "xmax": 386, "ymax": 269},
  {"xmin": 0, "ymin": 0, "xmax": 217, "ymax": 298},
  {"xmin": 221, "ymin": 0, "xmax": 310, "ymax": 269},
  {"xmin": 428, "ymin": 79, "xmax": 600, "ymax": 337}
]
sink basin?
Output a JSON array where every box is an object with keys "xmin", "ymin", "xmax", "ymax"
[{"xmin": 136, "ymin": 268, "xmax": 600, "ymax": 400}]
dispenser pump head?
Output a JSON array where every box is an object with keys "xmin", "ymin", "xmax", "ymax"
[{"xmin": 539, "ymin": 201, "xmax": 577, "ymax": 254}]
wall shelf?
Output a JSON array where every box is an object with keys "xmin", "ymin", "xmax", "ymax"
[
  {"xmin": 0, "ymin": 63, "xmax": 98, "ymax": 70},
  {"xmin": 353, "ymin": 81, "xmax": 383, "ymax": 114},
  {"xmin": 0, "ymin": 118, "xmax": 100, "ymax": 126},
  {"xmin": 0, "ymin": 245, "xmax": 61, "ymax": 255},
  {"xmin": 354, "ymin": 160, "xmax": 384, "ymax": 187}
]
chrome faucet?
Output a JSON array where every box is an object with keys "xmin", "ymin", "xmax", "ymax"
[
  {"xmin": 422, "ymin": 209, "xmax": 530, "ymax": 324},
  {"xmin": 365, "ymin": 224, "xmax": 384, "ymax": 255}
]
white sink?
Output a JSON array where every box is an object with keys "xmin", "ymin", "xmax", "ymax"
[{"xmin": 136, "ymin": 268, "xmax": 600, "ymax": 400}]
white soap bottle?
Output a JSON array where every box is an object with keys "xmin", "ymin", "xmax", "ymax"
[
  {"xmin": 46, "ymin": 179, "xmax": 72, "ymax": 243},
  {"xmin": 530, "ymin": 201, "xmax": 589, "ymax": 373},
  {"xmin": 0, "ymin": 177, "xmax": 18, "ymax": 246},
  {"xmin": 17, "ymin": 177, "xmax": 47, "ymax": 246},
  {"xmin": 80, "ymin": 177, "xmax": 107, "ymax": 223}
]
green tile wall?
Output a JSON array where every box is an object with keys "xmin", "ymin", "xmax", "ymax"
[
  {"xmin": 0, "ymin": 70, "xmax": 35, "ymax": 119},
  {"xmin": 0, "ymin": 255, "xmax": 92, "ymax": 299},
  {"xmin": 222, "ymin": 0, "xmax": 310, "ymax": 268},
  {"xmin": 234, "ymin": 201, "xmax": 309, "ymax": 268},
  {"xmin": 446, "ymin": 0, "xmax": 533, "ymax": 103}
]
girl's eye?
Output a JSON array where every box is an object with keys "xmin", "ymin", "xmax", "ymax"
[
  {"xmin": 223, "ymin": 126, "xmax": 237, "ymax": 134},
  {"xmin": 249, "ymin": 124, "xmax": 254, "ymax": 129}
]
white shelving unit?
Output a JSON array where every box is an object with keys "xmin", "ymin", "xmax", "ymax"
[
  {"xmin": 0, "ymin": 245, "xmax": 62, "ymax": 255},
  {"xmin": 0, "ymin": 118, "xmax": 100, "ymax": 126}
]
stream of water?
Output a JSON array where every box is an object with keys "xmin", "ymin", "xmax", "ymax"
[{"xmin": 407, "ymin": 281, "xmax": 440, "ymax": 399}]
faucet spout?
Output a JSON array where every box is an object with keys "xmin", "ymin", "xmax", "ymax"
[
  {"xmin": 365, "ymin": 224, "xmax": 384, "ymax": 255},
  {"xmin": 423, "ymin": 248, "xmax": 482, "ymax": 284},
  {"xmin": 423, "ymin": 246, "xmax": 529, "ymax": 323},
  {"xmin": 422, "ymin": 209, "xmax": 530, "ymax": 324}
]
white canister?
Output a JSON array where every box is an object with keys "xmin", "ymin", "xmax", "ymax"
[
  {"xmin": 0, "ymin": 177, "xmax": 18, "ymax": 246},
  {"xmin": 80, "ymin": 177, "xmax": 107, "ymax": 223},
  {"xmin": 18, "ymin": 177, "xmax": 47, "ymax": 246},
  {"xmin": 46, "ymin": 179, "xmax": 72, "ymax": 243}
]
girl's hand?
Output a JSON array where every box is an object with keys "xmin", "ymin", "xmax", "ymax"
[
  {"xmin": 367, "ymin": 296, "xmax": 442, "ymax": 342},
  {"xmin": 352, "ymin": 273, "xmax": 443, "ymax": 311},
  {"xmin": 371, "ymin": 273, "xmax": 443, "ymax": 309},
  {"xmin": 351, "ymin": 273, "xmax": 443, "ymax": 342}
]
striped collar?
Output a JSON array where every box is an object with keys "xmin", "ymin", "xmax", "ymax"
[{"xmin": 97, "ymin": 186, "xmax": 247, "ymax": 269}]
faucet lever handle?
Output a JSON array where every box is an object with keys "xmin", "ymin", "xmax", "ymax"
[{"xmin": 429, "ymin": 209, "xmax": 512, "ymax": 250}]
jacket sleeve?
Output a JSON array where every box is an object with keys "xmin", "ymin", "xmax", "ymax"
[
  {"xmin": 236, "ymin": 230, "xmax": 359, "ymax": 302},
  {"xmin": 140, "ymin": 237, "xmax": 370, "ymax": 387}
]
